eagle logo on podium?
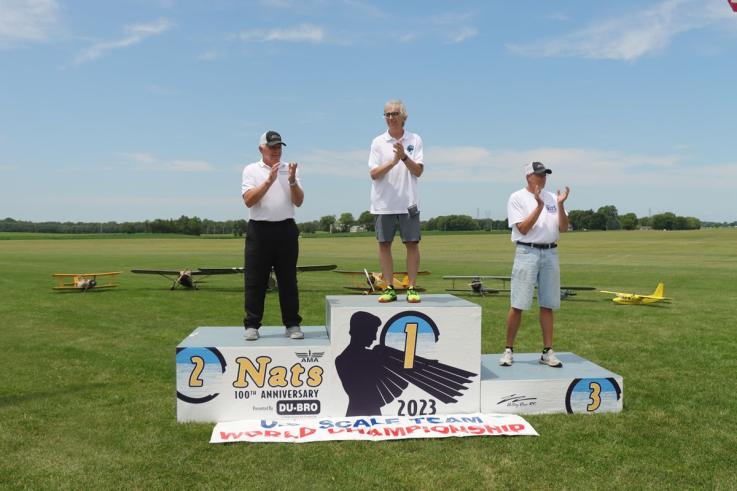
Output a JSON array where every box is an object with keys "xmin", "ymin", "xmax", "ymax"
[{"xmin": 335, "ymin": 311, "xmax": 477, "ymax": 416}]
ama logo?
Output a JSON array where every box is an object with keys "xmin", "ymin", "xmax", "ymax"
[{"xmin": 295, "ymin": 349, "xmax": 325, "ymax": 363}]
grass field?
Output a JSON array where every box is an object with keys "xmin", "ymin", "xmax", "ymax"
[{"xmin": 2, "ymin": 229, "xmax": 736, "ymax": 489}]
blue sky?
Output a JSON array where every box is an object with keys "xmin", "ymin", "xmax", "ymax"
[{"xmin": 1, "ymin": 0, "xmax": 736, "ymax": 223}]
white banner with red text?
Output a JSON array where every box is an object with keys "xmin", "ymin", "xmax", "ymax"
[{"xmin": 210, "ymin": 413, "xmax": 538, "ymax": 443}]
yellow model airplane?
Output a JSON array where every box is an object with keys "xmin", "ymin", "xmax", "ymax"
[
  {"xmin": 599, "ymin": 282, "xmax": 671, "ymax": 305},
  {"xmin": 335, "ymin": 269, "xmax": 430, "ymax": 294},
  {"xmin": 52, "ymin": 272, "xmax": 121, "ymax": 292}
]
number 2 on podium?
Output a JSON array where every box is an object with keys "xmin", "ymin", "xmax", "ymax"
[{"xmin": 189, "ymin": 356, "xmax": 205, "ymax": 387}]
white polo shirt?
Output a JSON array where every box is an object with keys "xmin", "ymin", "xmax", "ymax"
[
  {"xmin": 368, "ymin": 130, "xmax": 424, "ymax": 214},
  {"xmin": 507, "ymin": 188, "xmax": 561, "ymax": 244},
  {"xmin": 241, "ymin": 160, "xmax": 301, "ymax": 221}
]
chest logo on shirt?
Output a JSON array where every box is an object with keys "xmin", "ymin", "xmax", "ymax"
[
  {"xmin": 546, "ymin": 204, "xmax": 557, "ymax": 213},
  {"xmin": 407, "ymin": 144, "xmax": 414, "ymax": 154}
]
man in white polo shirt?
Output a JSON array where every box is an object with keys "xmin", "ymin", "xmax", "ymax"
[
  {"xmin": 241, "ymin": 130, "xmax": 304, "ymax": 341},
  {"xmin": 500, "ymin": 161, "xmax": 570, "ymax": 367},
  {"xmin": 368, "ymin": 99, "xmax": 424, "ymax": 303}
]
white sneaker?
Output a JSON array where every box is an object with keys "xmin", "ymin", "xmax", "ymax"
[
  {"xmin": 285, "ymin": 326, "xmax": 304, "ymax": 339},
  {"xmin": 244, "ymin": 327, "xmax": 259, "ymax": 341},
  {"xmin": 499, "ymin": 348, "xmax": 514, "ymax": 366},
  {"xmin": 540, "ymin": 349, "xmax": 563, "ymax": 367}
]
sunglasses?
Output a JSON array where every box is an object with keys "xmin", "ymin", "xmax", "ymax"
[{"xmin": 384, "ymin": 111, "xmax": 401, "ymax": 117}]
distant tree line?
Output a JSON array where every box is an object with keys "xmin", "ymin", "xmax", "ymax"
[
  {"xmin": 567, "ymin": 206, "xmax": 701, "ymax": 231},
  {"xmin": 700, "ymin": 220, "xmax": 737, "ymax": 228},
  {"xmin": 424, "ymin": 215, "xmax": 508, "ymax": 231},
  {"xmin": 297, "ymin": 212, "xmax": 509, "ymax": 233},
  {"xmin": 2, "ymin": 206, "xmax": 709, "ymax": 236},
  {"xmin": 0, "ymin": 216, "xmax": 248, "ymax": 236}
]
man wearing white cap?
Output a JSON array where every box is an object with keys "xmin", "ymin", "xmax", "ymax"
[
  {"xmin": 499, "ymin": 161, "xmax": 570, "ymax": 367},
  {"xmin": 241, "ymin": 130, "xmax": 304, "ymax": 341}
]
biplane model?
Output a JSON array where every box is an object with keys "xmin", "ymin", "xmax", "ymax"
[
  {"xmin": 599, "ymin": 282, "xmax": 671, "ymax": 305},
  {"xmin": 132, "ymin": 264, "xmax": 337, "ymax": 290},
  {"xmin": 52, "ymin": 272, "xmax": 121, "ymax": 292},
  {"xmin": 335, "ymin": 269, "xmax": 430, "ymax": 294},
  {"xmin": 443, "ymin": 275, "xmax": 511, "ymax": 296},
  {"xmin": 443, "ymin": 275, "xmax": 595, "ymax": 299}
]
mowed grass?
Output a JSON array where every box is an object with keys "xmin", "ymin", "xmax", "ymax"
[{"xmin": 1, "ymin": 229, "xmax": 736, "ymax": 489}]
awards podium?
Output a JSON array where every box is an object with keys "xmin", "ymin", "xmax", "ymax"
[{"xmin": 176, "ymin": 295, "xmax": 622, "ymax": 422}]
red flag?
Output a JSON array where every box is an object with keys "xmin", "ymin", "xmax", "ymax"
[{"xmin": 730, "ymin": 0, "xmax": 737, "ymax": 13}]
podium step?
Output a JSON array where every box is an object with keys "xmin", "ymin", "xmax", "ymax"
[
  {"xmin": 175, "ymin": 298, "xmax": 623, "ymax": 422},
  {"xmin": 326, "ymin": 294, "xmax": 481, "ymax": 417},
  {"xmin": 480, "ymin": 352, "xmax": 623, "ymax": 414},
  {"xmin": 176, "ymin": 326, "xmax": 334, "ymax": 422}
]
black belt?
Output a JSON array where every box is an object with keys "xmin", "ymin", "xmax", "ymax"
[{"xmin": 516, "ymin": 241, "xmax": 557, "ymax": 249}]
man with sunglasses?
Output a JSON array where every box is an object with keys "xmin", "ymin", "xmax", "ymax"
[
  {"xmin": 499, "ymin": 161, "xmax": 570, "ymax": 368},
  {"xmin": 368, "ymin": 100, "xmax": 424, "ymax": 303}
]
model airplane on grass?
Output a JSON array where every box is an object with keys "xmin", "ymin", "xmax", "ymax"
[
  {"xmin": 199, "ymin": 264, "xmax": 337, "ymax": 290},
  {"xmin": 599, "ymin": 282, "xmax": 671, "ymax": 305},
  {"xmin": 132, "ymin": 264, "xmax": 336, "ymax": 290},
  {"xmin": 335, "ymin": 269, "xmax": 430, "ymax": 294},
  {"xmin": 443, "ymin": 275, "xmax": 595, "ymax": 299},
  {"xmin": 52, "ymin": 272, "xmax": 121, "ymax": 292},
  {"xmin": 131, "ymin": 268, "xmax": 211, "ymax": 290},
  {"xmin": 443, "ymin": 275, "xmax": 511, "ymax": 296}
]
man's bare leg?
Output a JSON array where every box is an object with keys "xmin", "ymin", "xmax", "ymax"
[
  {"xmin": 378, "ymin": 241, "xmax": 393, "ymax": 287},
  {"xmin": 405, "ymin": 241, "xmax": 420, "ymax": 286},
  {"xmin": 506, "ymin": 307, "xmax": 523, "ymax": 347},
  {"xmin": 539, "ymin": 307, "xmax": 554, "ymax": 348}
]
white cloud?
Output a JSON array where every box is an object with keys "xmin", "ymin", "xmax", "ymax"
[
  {"xmin": 547, "ymin": 12, "xmax": 570, "ymax": 22},
  {"xmin": 167, "ymin": 160, "xmax": 213, "ymax": 172},
  {"xmin": 130, "ymin": 152, "xmax": 157, "ymax": 165},
  {"xmin": 448, "ymin": 26, "xmax": 478, "ymax": 44},
  {"xmin": 43, "ymin": 194, "xmax": 235, "ymax": 208},
  {"xmin": 239, "ymin": 23, "xmax": 325, "ymax": 43},
  {"xmin": 125, "ymin": 152, "xmax": 214, "ymax": 172},
  {"xmin": 196, "ymin": 50, "xmax": 222, "ymax": 61},
  {"xmin": 299, "ymin": 144, "xmax": 737, "ymax": 190},
  {"xmin": 427, "ymin": 146, "xmax": 737, "ymax": 193},
  {"xmin": 394, "ymin": 32, "xmax": 417, "ymax": 43},
  {"xmin": 300, "ymin": 149, "xmax": 368, "ymax": 178},
  {"xmin": 0, "ymin": 0, "xmax": 59, "ymax": 46},
  {"xmin": 74, "ymin": 18, "xmax": 172, "ymax": 64},
  {"xmin": 259, "ymin": 0, "xmax": 298, "ymax": 7},
  {"xmin": 145, "ymin": 84, "xmax": 181, "ymax": 96},
  {"xmin": 507, "ymin": 0, "xmax": 735, "ymax": 61},
  {"xmin": 429, "ymin": 11, "xmax": 476, "ymax": 25}
]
